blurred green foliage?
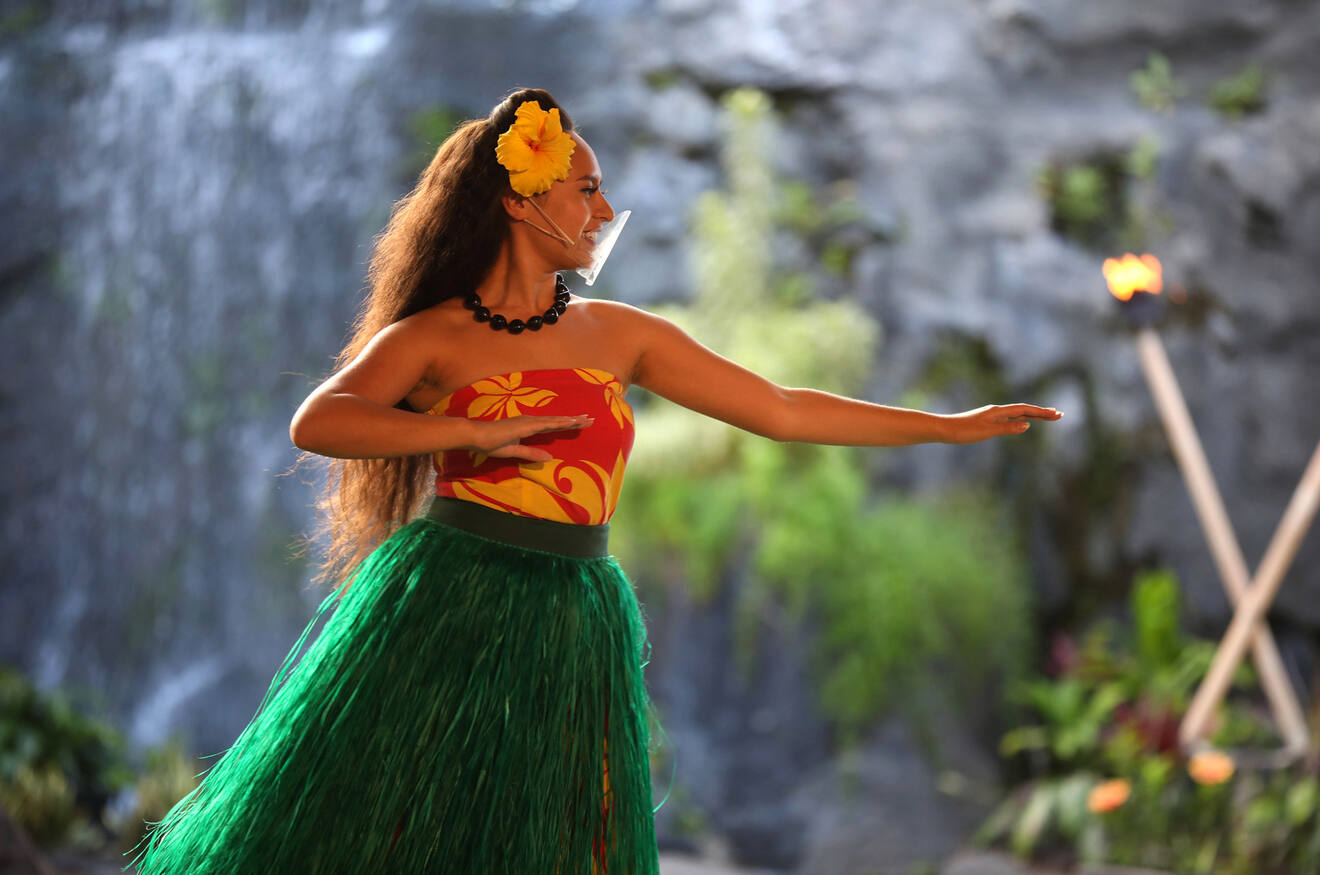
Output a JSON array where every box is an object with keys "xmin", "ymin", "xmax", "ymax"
[
  {"xmin": 616, "ymin": 88, "xmax": 1033, "ymax": 739},
  {"xmin": 403, "ymin": 105, "xmax": 465, "ymax": 179},
  {"xmin": 1036, "ymin": 157, "xmax": 1128, "ymax": 251},
  {"xmin": 0, "ymin": 1, "xmax": 50, "ymax": 37},
  {"xmin": 194, "ymin": 0, "xmax": 241, "ymax": 26},
  {"xmin": 643, "ymin": 69, "xmax": 682, "ymax": 92},
  {"xmin": 979, "ymin": 569, "xmax": 1320, "ymax": 874},
  {"xmin": 1130, "ymin": 53, "xmax": 1187, "ymax": 114},
  {"xmin": 0, "ymin": 665, "xmax": 211, "ymax": 857},
  {"xmin": 1210, "ymin": 64, "xmax": 1269, "ymax": 120},
  {"xmin": 115, "ymin": 738, "xmax": 203, "ymax": 854},
  {"xmin": 1036, "ymin": 139, "xmax": 1173, "ymax": 253},
  {"xmin": 1124, "ymin": 135, "xmax": 1161, "ymax": 181},
  {"xmin": 2, "ymin": 761, "xmax": 79, "ymax": 846},
  {"xmin": 0, "ymin": 665, "xmax": 133, "ymax": 846}
]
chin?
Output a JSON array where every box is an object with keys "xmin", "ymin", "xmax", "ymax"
[{"xmin": 560, "ymin": 250, "xmax": 593, "ymax": 272}]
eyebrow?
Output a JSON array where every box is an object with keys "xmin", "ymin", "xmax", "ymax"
[{"xmin": 577, "ymin": 174, "xmax": 601, "ymax": 183}]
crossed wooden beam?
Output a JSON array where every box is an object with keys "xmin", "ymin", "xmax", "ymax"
[{"xmin": 1134, "ymin": 328, "xmax": 1319, "ymax": 756}]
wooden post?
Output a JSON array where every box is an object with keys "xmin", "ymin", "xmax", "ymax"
[
  {"xmin": 1179, "ymin": 441, "xmax": 1320, "ymax": 750},
  {"xmin": 1134, "ymin": 328, "xmax": 1312, "ymax": 754}
]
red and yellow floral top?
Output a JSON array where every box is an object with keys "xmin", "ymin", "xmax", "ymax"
[{"xmin": 425, "ymin": 368, "xmax": 635, "ymax": 525}]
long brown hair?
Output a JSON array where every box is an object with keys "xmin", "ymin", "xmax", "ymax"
[{"xmin": 308, "ymin": 87, "xmax": 574, "ymax": 587}]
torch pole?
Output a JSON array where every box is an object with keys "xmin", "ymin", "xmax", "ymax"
[
  {"xmin": 1179, "ymin": 440, "xmax": 1320, "ymax": 752},
  {"xmin": 1134, "ymin": 328, "xmax": 1312, "ymax": 753}
]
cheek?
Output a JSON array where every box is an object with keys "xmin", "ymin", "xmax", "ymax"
[{"xmin": 569, "ymin": 199, "xmax": 593, "ymax": 227}]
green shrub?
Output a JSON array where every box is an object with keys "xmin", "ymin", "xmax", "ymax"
[
  {"xmin": 0, "ymin": 762, "xmax": 79, "ymax": 845},
  {"xmin": 0, "ymin": 665, "xmax": 133, "ymax": 846},
  {"xmin": 979, "ymin": 570, "xmax": 1312, "ymax": 874}
]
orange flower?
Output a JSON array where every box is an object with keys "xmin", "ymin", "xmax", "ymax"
[
  {"xmin": 1087, "ymin": 778, "xmax": 1131, "ymax": 814},
  {"xmin": 495, "ymin": 101, "xmax": 576, "ymax": 197},
  {"xmin": 1188, "ymin": 751, "xmax": 1235, "ymax": 786}
]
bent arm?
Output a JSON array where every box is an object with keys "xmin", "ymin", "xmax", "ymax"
[
  {"xmin": 630, "ymin": 307, "xmax": 951, "ymax": 446},
  {"xmin": 291, "ymin": 394, "xmax": 480, "ymax": 459},
  {"xmin": 289, "ymin": 318, "xmax": 477, "ymax": 459}
]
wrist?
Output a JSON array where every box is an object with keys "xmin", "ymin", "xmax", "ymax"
[
  {"xmin": 928, "ymin": 412, "xmax": 954, "ymax": 444},
  {"xmin": 437, "ymin": 416, "xmax": 479, "ymax": 453}
]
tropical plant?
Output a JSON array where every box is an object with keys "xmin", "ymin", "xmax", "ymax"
[{"xmin": 979, "ymin": 570, "xmax": 1318, "ymax": 874}]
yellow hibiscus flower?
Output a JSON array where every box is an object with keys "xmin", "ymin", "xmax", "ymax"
[{"xmin": 495, "ymin": 101, "xmax": 576, "ymax": 197}]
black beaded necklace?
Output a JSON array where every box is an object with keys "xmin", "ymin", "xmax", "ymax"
[{"xmin": 463, "ymin": 274, "xmax": 571, "ymax": 334}]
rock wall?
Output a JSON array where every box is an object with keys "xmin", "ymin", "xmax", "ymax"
[{"xmin": 2, "ymin": 1, "xmax": 1317, "ymax": 871}]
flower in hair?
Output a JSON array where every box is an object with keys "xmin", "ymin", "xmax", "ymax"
[{"xmin": 495, "ymin": 101, "xmax": 576, "ymax": 197}]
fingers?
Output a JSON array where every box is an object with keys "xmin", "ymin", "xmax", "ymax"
[
  {"xmin": 480, "ymin": 414, "xmax": 594, "ymax": 457},
  {"xmin": 1004, "ymin": 404, "xmax": 1063, "ymax": 422},
  {"xmin": 514, "ymin": 414, "xmax": 595, "ymax": 435}
]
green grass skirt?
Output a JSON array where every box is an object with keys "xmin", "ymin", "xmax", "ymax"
[{"xmin": 128, "ymin": 517, "xmax": 662, "ymax": 874}]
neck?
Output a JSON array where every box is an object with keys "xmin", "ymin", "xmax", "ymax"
[{"xmin": 475, "ymin": 242, "xmax": 562, "ymax": 314}]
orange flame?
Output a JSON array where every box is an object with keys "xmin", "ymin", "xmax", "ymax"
[{"xmin": 1102, "ymin": 253, "xmax": 1163, "ymax": 301}]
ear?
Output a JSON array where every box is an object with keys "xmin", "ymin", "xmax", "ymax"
[{"xmin": 501, "ymin": 192, "xmax": 531, "ymax": 222}]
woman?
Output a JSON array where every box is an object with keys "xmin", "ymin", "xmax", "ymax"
[{"xmin": 130, "ymin": 88, "xmax": 1060, "ymax": 874}]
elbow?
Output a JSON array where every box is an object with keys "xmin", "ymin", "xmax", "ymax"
[
  {"xmin": 761, "ymin": 387, "xmax": 799, "ymax": 443},
  {"xmin": 288, "ymin": 403, "xmax": 324, "ymax": 453},
  {"xmin": 288, "ymin": 415, "xmax": 313, "ymax": 452}
]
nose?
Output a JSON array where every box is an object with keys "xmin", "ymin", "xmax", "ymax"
[{"xmin": 597, "ymin": 192, "xmax": 615, "ymax": 224}]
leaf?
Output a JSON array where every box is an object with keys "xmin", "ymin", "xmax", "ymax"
[
  {"xmin": 1054, "ymin": 772, "xmax": 1093, "ymax": 836},
  {"xmin": 1087, "ymin": 682, "xmax": 1127, "ymax": 721},
  {"xmin": 1000, "ymin": 726, "xmax": 1050, "ymax": 757},
  {"xmin": 975, "ymin": 793, "xmax": 1024, "ymax": 846},
  {"xmin": 1286, "ymin": 778, "xmax": 1318, "ymax": 826},
  {"xmin": 1245, "ymin": 796, "xmax": 1280, "ymax": 829},
  {"xmin": 1011, "ymin": 782, "xmax": 1055, "ymax": 858}
]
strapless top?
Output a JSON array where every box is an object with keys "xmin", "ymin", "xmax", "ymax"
[{"xmin": 425, "ymin": 368, "xmax": 635, "ymax": 525}]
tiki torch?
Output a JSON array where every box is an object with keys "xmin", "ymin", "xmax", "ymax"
[{"xmin": 1103, "ymin": 254, "xmax": 1312, "ymax": 756}]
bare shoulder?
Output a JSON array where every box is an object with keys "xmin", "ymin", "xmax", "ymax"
[
  {"xmin": 570, "ymin": 298, "xmax": 674, "ymax": 382},
  {"xmin": 573, "ymin": 297, "xmax": 671, "ymax": 335},
  {"xmin": 342, "ymin": 304, "xmax": 471, "ymax": 392}
]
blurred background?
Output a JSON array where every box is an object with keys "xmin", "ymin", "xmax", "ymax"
[{"xmin": 3, "ymin": 1, "xmax": 1319, "ymax": 873}]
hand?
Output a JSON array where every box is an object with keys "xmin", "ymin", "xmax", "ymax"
[
  {"xmin": 942, "ymin": 404, "xmax": 1062, "ymax": 444},
  {"xmin": 468, "ymin": 414, "xmax": 594, "ymax": 462}
]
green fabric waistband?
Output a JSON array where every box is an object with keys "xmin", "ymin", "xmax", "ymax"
[{"xmin": 424, "ymin": 497, "xmax": 610, "ymax": 558}]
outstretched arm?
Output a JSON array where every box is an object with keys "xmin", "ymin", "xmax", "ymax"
[{"xmin": 627, "ymin": 306, "xmax": 1060, "ymax": 446}]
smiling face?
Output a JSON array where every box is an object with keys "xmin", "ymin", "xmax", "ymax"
[{"xmin": 506, "ymin": 133, "xmax": 615, "ymax": 271}]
